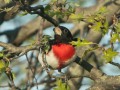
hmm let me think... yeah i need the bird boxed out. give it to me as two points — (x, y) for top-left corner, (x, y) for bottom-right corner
(38, 26), (76, 70)
(38, 26), (93, 72)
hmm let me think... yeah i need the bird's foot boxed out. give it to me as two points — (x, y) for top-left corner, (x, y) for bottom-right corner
(41, 65), (53, 77)
(57, 70), (70, 83)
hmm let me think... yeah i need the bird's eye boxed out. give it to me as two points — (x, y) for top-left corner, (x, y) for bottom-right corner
(64, 29), (68, 33)
(66, 30), (68, 32)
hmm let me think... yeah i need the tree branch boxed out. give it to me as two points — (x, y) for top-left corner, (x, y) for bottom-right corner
(0, 41), (40, 60)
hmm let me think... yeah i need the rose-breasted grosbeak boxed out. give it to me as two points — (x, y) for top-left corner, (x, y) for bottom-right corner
(38, 26), (93, 71)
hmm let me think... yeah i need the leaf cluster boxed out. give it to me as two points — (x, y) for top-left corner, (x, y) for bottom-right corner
(40, 35), (52, 53)
(70, 38), (119, 63)
(103, 48), (118, 63)
(110, 21), (120, 43)
(54, 79), (70, 90)
(0, 52), (9, 74)
(44, 0), (75, 18)
(86, 7), (109, 35)
(69, 6), (109, 35)
(70, 38), (93, 47)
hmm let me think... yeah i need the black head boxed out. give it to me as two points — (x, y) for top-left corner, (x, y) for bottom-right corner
(53, 26), (73, 43)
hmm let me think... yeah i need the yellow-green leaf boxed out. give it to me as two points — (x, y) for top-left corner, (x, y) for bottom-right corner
(0, 61), (6, 73)
(4, 7), (13, 12)
(104, 20), (109, 30)
(92, 22), (102, 31)
(97, 6), (107, 14)
(4, 0), (10, 4)
(103, 48), (118, 63)
(69, 13), (83, 21)
(0, 53), (3, 58)
(54, 79), (70, 90)
(51, 0), (57, 2)
(70, 38), (93, 47)
(115, 23), (120, 33)
(102, 20), (109, 35)
(19, 11), (28, 16)
(87, 16), (95, 23)
(111, 33), (120, 43)
(74, 3), (80, 7)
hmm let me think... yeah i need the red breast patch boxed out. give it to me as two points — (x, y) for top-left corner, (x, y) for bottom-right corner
(52, 43), (75, 62)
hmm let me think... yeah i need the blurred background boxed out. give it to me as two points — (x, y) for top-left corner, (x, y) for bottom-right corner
(0, 0), (120, 90)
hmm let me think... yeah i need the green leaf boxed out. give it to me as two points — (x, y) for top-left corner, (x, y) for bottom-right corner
(74, 3), (80, 7)
(104, 20), (109, 29)
(41, 35), (52, 53)
(102, 20), (108, 35)
(45, 5), (51, 11)
(0, 61), (6, 73)
(87, 16), (95, 23)
(103, 48), (118, 63)
(4, 0), (10, 4)
(110, 33), (120, 43)
(54, 79), (70, 90)
(97, 6), (107, 14)
(0, 53), (3, 58)
(70, 38), (93, 47)
(51, 0), (57, 3)
(92, 22), (102, 31)
(4, 7), (13, 12)
(69, 13), (83, 21)
(19, 11), (28, 16)
(115, 23), (120, 33)
(0, 8), (3, 11)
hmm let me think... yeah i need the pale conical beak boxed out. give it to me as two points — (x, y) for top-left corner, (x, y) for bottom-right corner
(53, 27), (62, 36)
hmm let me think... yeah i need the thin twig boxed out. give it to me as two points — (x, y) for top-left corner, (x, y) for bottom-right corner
(20, 0), (59, 26)
(110, 62), (120, 69)
(25, 53), (39, 90)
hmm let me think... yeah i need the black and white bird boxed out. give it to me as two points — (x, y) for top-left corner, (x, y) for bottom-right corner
(38, 26), (93, 72)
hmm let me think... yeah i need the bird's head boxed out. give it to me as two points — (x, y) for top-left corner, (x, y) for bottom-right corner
(53, 26), (73, 43)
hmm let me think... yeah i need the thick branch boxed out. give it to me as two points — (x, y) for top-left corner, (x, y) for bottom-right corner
(89, 68), (120, 90)
(0, 41), (40, 59)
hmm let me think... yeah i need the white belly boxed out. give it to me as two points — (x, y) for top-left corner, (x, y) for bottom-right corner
(38, 50), (77, 69)
(38, 50), (59, 69)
